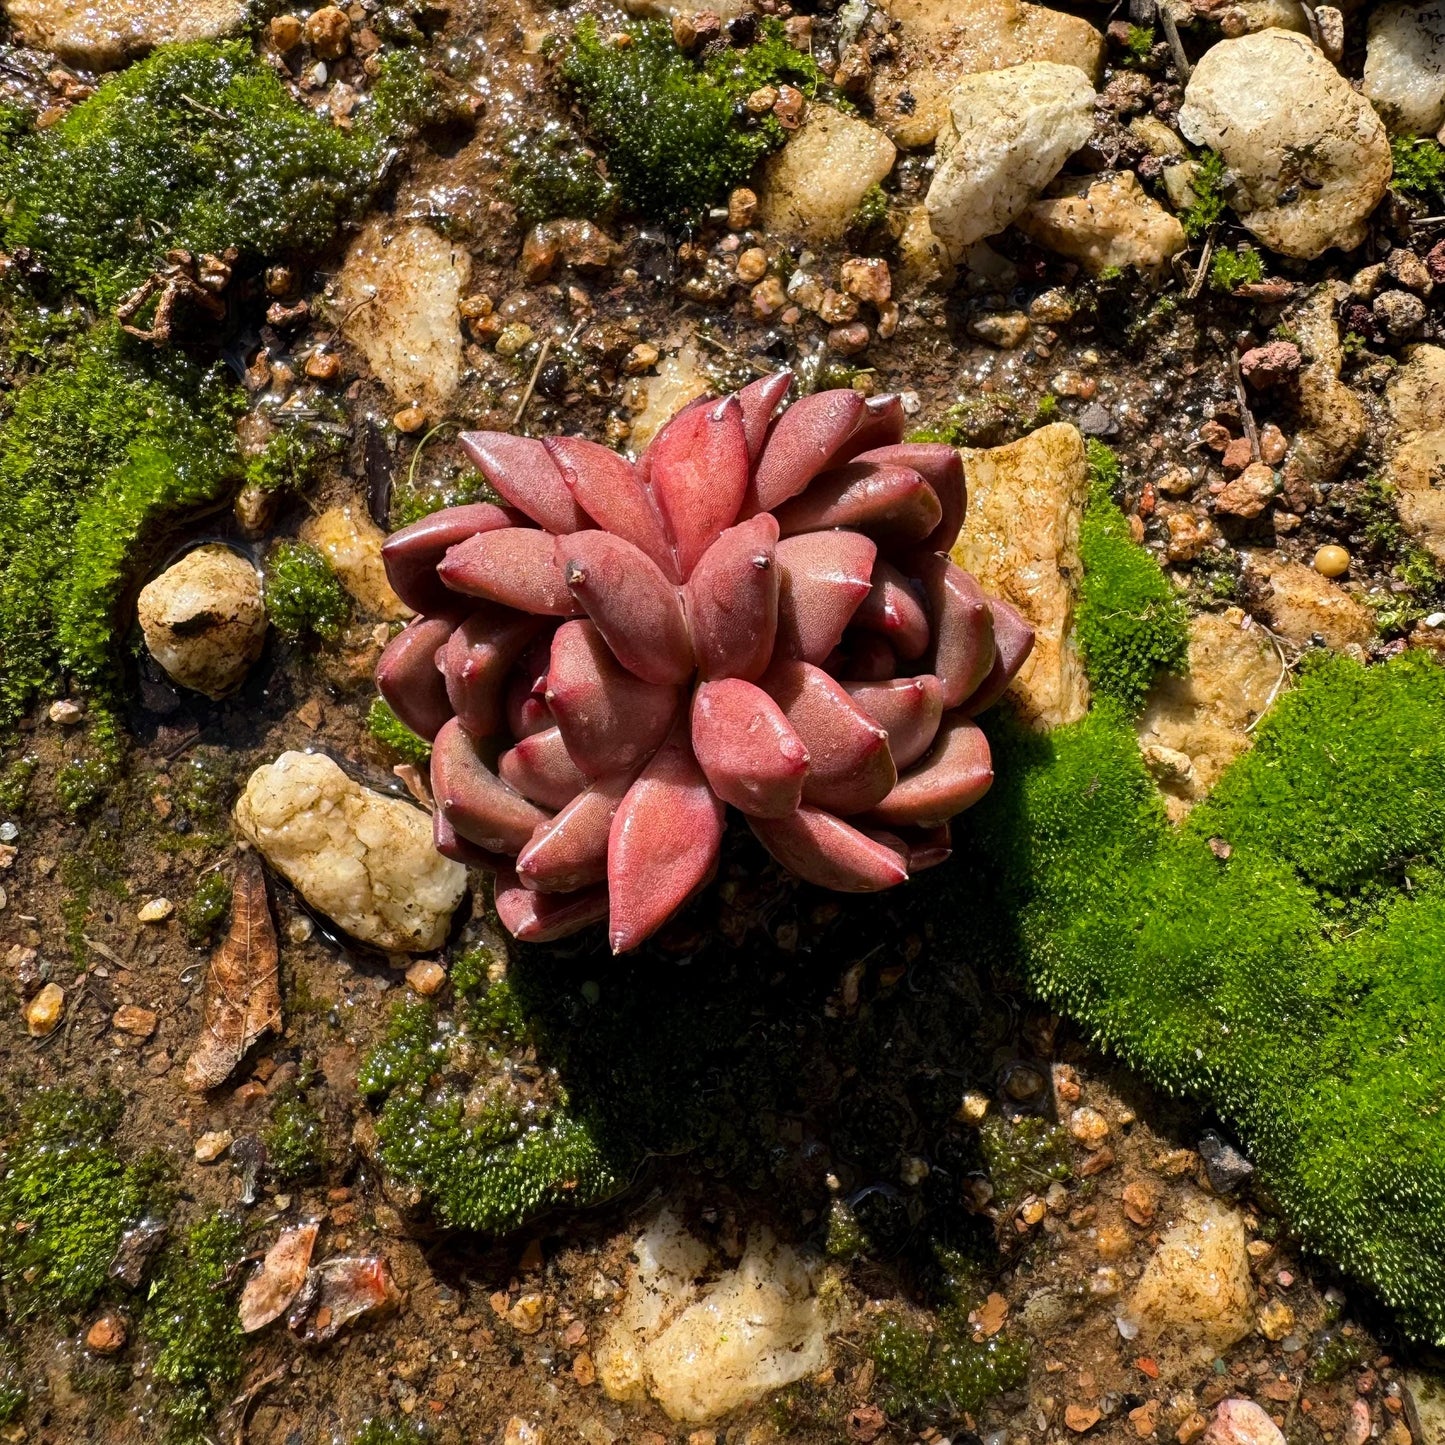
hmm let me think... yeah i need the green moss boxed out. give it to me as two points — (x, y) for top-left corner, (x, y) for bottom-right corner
(368, 697), (432, 765)
(1391, 134), (1445, 201)
(1074, 442), (1189, 713)
(0, 324), (241, 736)
(448, 940), (503, 996)
(978, 1115), (1070, 1210)
(960, 650), (1445, 1342)
(391, 465), (502, 529)
(561, 18), (820, 226)
(59, 821), (126, 958)
(507, 123), (618, 225)
(180, 872), (231, 947)
(244, 424), (336, 497)
(146, 1214), (245, 1443)
(264, 1083), (327, 1182)
(0, 1379), (22, 1428)
(1210, 244), (1264, 293)
(0, 754), (36, 816)
(0, 41), (439, 307)
(846, 183), (891, 249)
(0, 1089), (163, 1319)
(264, 540), (350, 643)
(353, 1420), (433, 1445)
(824, 1197), (869, 1259)
(1122, 24), (1156, 65)
(1181, 149), (1228, 239)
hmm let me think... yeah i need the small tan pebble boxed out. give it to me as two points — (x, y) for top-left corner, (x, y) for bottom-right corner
(1314, 544), (1350, 578)
(48, 699), (83, 725)
(137, 897), (174, 923)
(112, 1005), (157, 1039)
(305, 5), (352, 59)
(25, 982), (64, 1037)
(233, 1080), (267, 1107)
(1246, 1238), (1273, 1260)
(1129, 1400), (1161, 1439)
(194, 1129), (234, 1163)
(784, 14), (812, 46)
(1199, 419), (1232, 452)
(773, 84), (806, 129)
(406, 960), (447, 996)
(1156, 465), (1195, 497)
(1018, 1194), (1047, 1227)
(85, 1312), (128, 1354)
(736, 248), (768, 285)
(728, 186), (758, 230)
(1257, 1298), (1295, 1341)
(504, 1419), (545, 1445)
(1177, 1413), (1209, 1445)
(957, 1089), (990, 1124)
(288, 916), (315, 943)
(1078, 1144), (1116, 1178)
(266, 299), (309, 329)
(746, 85), (778, 115)
(818, 288), (859, 325)
(507, 1292), (545, 1334)
(1053, 1063), (1081, 1104)
(1221, 436), (1254, 474)
(623, 342), (660, 375)
(521, 226), (560, 284)
(1258, 423), (1288, 465)
(1069, 1106), (1110, 1148)
(0, 844), (16, 869)
(1386, 1425), (1411, 1445)
(833, 44), (872, 93)
(393, 403), (428, 434)
(305, 351), (341, 382)
(689, 1432), (718, 1445)
(495, 323), (536, 358)
(1215, 462), (1276, 520)
(671, 12), (698, 48)
(969, 311), (1030, 349)
(828, 322), (870, 356)
(1122, 1180), (1159, 1227)
(1066, 1404), (1103, 1433)
(265, 264), (296, 298)
(571, 1351), (597, 1386)
(751, 276), (787, 318)
(1165, 510), (1214, 563)
(459, 292), (494, 320)
(841, 257), (891, 306)
(269, 13), (304, 48)
(876, 301), (899, 340)
(1030, 288), (1076, 325)
(900, 1155), (929, 1185)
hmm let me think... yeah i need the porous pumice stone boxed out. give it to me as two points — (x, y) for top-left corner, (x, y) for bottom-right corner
(137, 544), (268, 700)
(1363, 0), (1445, 137)
(234, 751), (467, 953)
(3, 0), (246, 70)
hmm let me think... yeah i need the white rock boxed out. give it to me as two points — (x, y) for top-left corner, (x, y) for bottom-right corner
(595, 1211), (834, 1422)
(1364, 1), (1445, 138)
(1178, 29), (1392, 259)
(3, 0), (245, 69)
(234, 751), (467, 953)
(1203, 1400), (1286, 1445)
(194, 1129), (233, 1163)
(137, 897), (174, 923)
(338, 221), (471, 414)
(628, 343), (712, 451)
(954, 423), (1091, 728)
(925, 62), (1096, 262)
(874, 0), (1102, 149)
(300, 503), (412, 621)
(1121, 1197), (1255, 1368)
(138, 545), (267, 700)
(1386, 345), (1445, 563)
(1288, 283), (1367, 489)
(1017, 171), (1187, 278)
(758, 108), (897, 245)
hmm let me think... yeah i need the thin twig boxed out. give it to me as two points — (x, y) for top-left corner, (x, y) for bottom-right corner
(230, 1361), (289, 1445)
(1246, 625), (1293, 733)
(180, 93), (228, 122)
(1187, 232), (1215, 301)
(1158, 1), (1190, 81)
(512, 336), (553, 429)
(1230, 352), (1260, 462)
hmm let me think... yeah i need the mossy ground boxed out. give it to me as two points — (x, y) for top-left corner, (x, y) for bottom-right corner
(264, 540), (351, 643)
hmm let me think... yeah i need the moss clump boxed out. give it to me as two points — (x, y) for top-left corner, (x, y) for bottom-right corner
(243, 424), (337, 497)
(367, 697), (433, 766)
(1181, 149), (1228, 239)
(0, 324), (241, 736)
(0, 755), (35, 816)
(1074, 441), (1189, 713)
(145, 1214), (245, 1442)
(354, 1419), (433, 1445)
(1391, 134), (1445, 201)
(0, 1089), (162, 1319)
(390, 465), (502, 529)
(1122, 24), (1155, 65)
(180, 871), (231, 946)
(1210, 244), (1264, 293)
(507, 123), (618, 226)
(264, 540), (350, 643)
(264, 1081), (327, 1182)
(961, 650), (1445, 1342)
(561, 17), (820, 226)
(0, 41), (439, 307)
(978, 1115), (1070, 1211)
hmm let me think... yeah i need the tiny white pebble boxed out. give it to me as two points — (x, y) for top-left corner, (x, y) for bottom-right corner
(0, 885), (7, 911)
(0, 823), (16, 842)
(137, 897), (174, 923)
(1427, 612), (1445, 629)
(288, 916), (315, 943)
(48, 699), (84, 725)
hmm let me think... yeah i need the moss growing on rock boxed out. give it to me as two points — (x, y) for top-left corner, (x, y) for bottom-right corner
(264, 540), (350, 643)
(367, 696), (433, 766)
(1074, 441), (1189, 713)
(0, 1089), (163, 1319)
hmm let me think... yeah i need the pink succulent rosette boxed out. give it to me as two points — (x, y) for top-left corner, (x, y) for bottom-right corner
(377, 376), (1034, 953)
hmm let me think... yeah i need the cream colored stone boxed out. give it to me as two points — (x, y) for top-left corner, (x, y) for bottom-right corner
(896, 205), (953, 287)
(4, 0), (244, 68)
(954, 423), (1090, 728)
(300, 503), (411, 621)
(758, 109), (897, 245)
(1138, 613), (1283, 819)
(625, 0), (745, 15)
(234, 751), (466, 953)
(1364, 1), (1445, 137)
(1228, 0), (1311, 33)
(1017, 172), (1187, 278)
(596, 1211), (833, 1423)
(1129, 115), (1188, 160)
(24, 982), (64, 1038)
(1243, 552), (1375, 650)
(339, 221), (471, 412)
(1386, 345), (1445, 564)
(629, 343), (713, 451)
(873, 0), (1102, 148)
(1121, 1197), (1255, 1369)
(138, 545), (267, 700)
(1178, 29), (1392, 259)
(1288, 283), (1367, 490)
(925, 63), (1095, 262)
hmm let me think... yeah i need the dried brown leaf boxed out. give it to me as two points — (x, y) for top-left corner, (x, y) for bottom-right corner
(288, 1255), (401, 1344)
(183, 851), (281, 1091)
(240, 1221), (320, 1332)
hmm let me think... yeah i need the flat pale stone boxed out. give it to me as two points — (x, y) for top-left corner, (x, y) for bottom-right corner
(595, 1211), (831, 1423)
(1288, 283), (1367, 490)
(873, 0), (1102, 149)
(1017, 171), (1187, 278)
(758, 108), (897, 245)
(1386, 345), (1445, 563)
(1242, 551), (1375, 651)
(1179, 29), (1392, 259)
(339, 221), (471, 413)
(1121, 1197), (1255, 1369)
(1364, 1), (1445, 137)
(300, 503), (411, 621)
(4, 0), (245, 69)
(1137, 612), (1283, 820)
(138, 544), (267, 700)
(925, 62), (1096, 262)
(628, 342), (712, 451)
(234, 751), (467, 953)
(954, 422), (1091, 728)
